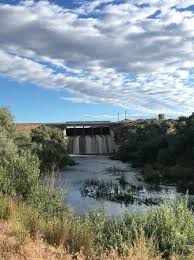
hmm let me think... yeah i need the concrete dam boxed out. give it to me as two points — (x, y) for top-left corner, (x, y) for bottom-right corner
(65, 121), (115, 155)
(16, 121), (116, 155)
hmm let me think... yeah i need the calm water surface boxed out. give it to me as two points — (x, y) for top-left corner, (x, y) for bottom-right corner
(48, 155), (180, 216)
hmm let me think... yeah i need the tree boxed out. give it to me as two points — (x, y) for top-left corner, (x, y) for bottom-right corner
(0, 127), (40, 199)
(31, 126), (73, 173)
(0, 106), (15, 136)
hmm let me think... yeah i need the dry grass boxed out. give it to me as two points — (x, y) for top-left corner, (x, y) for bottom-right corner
(0, 222), (164, 260)
(1, 196), (194, 259)
(1, 221), (193, 259)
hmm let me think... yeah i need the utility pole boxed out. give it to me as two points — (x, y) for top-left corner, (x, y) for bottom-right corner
(125, 111), (127, 120)
(118, 112), (120, 122)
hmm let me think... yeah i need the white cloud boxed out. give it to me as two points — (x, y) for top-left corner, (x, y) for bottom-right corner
(0, 0), (194, 117)
(82, 114), (117, 120)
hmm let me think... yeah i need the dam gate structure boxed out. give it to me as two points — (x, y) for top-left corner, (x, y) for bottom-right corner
(64, 121), (115, 155)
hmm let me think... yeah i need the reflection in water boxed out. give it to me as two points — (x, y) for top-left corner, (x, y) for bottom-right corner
(46, 155), (186, 216)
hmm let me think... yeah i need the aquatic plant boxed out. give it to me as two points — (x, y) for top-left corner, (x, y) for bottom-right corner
(105, 166), (127, 175)
(80, 178), (161, 206)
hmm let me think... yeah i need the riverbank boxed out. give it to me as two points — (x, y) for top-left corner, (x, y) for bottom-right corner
(1, 195), (194, 259)
(0, 222), (163, 260)
(114, 114), (194, 187)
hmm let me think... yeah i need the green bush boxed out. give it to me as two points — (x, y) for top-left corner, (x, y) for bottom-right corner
(0, 106), (16, 136)
(157, 147), (176, 166)
(69, 216), (95, 253)
(143, 197), (194, 256)
(85, 197), (194, 257)
(14, 204), (42, 238)
(163, 165), (194, 181)
(42, 216), (70, 246)
(0, 130), (40, 199)
(31, 126), (73, 173)
(0, 196), (13, 220)
(143, 164), (161, 182)
(115, 115), (194, 183)
(28, 184), (68, 218)
(0, 108), (71, 218)
(1, 194), (194, 257)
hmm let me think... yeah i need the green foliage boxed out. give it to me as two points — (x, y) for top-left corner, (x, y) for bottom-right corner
(14, 203), (42, 238)
(28, 184), (67, 218)
(143, 164), (161, 182)
(31, 125), (64, 143)
(42, 216), (70, 246)
(1, 194), (194, 257)
(69, 215), (95, 253)
(14, 132), (34, 152)
(116, 115), (194, 183)
(0, 106), (15, 136)
(163, 165), (193, 181)
(92, 197), (194, 257)
(0, 107), (71, 219)
(143, 196), (194, 256)
(0, 130), (40, 199)
(31, 126), (73, 173)
(0, 196), (13, 220)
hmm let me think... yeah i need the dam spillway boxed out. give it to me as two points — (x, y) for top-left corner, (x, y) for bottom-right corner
(65, 122), (115, 155)
(68, 135), (115, 155)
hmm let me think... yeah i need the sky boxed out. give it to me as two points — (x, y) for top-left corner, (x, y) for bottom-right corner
(0, 0), (194, 122)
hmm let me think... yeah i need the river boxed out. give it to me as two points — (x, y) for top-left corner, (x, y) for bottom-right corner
(47, 155), (186, 216)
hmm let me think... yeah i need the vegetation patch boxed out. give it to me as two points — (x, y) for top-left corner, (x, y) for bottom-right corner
(114, 115), (194, 186)
(0, 195), (194, 258)
(105, 166), (127, 175)
(80, 178), (161, 206)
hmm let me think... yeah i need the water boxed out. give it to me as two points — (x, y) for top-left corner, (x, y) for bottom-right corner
(46, 155), (184, 217)
(67, 135), (115, 154)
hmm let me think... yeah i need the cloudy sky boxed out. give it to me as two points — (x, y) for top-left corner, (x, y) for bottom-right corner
(0, 0), (194, 122)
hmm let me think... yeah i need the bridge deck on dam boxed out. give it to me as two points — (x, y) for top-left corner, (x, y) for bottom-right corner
(15, 121), (117, 134)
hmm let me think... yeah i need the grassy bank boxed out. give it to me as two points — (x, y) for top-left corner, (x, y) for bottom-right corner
(0, 221), (163, 260)
(1, 195), (194, 259)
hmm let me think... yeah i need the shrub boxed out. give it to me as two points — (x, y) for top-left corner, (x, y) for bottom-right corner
(31, 126), (73, 173)
(28, 184), (68, 218)
(87, 197), (194, 257)
(69, 216), (95, 253)
(42, 216), (70, 246)
(0, 109), (71, 220)
(163, 165), (194, 181)
(0, 196), (13, 220)
(157, 147), (176, 166)
(0, 130), (40, 199)
(13, 204), (42, 238)
(0, 106), (15, 136)
(10, 221), (29, 243)
(143, 197), (194, 256)
(143, 164), (161, 182)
